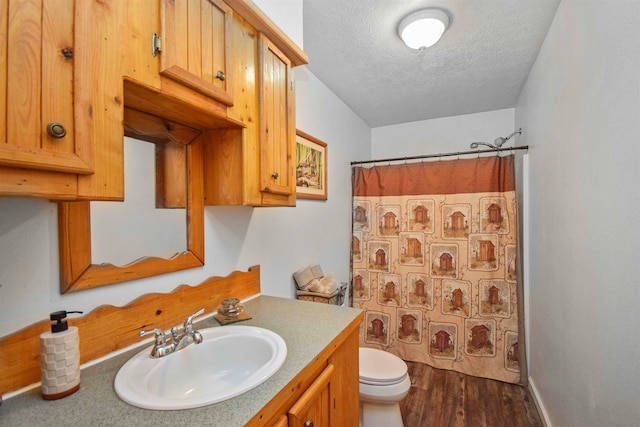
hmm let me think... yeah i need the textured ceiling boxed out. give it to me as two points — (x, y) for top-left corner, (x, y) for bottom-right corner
(302, 0), (561, 127)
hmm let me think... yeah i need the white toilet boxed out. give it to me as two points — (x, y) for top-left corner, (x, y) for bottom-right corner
(359, 347), (411, 427)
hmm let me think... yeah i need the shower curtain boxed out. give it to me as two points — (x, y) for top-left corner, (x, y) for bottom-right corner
(351, 155), (526, 384)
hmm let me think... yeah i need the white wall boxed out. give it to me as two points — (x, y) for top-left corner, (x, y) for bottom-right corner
(515, 1), (640, 426)
(372, 108), (516, 158)
(253, 0), (303, 48)
(207, 64), (371, 300)
(0, 1), (370, 338)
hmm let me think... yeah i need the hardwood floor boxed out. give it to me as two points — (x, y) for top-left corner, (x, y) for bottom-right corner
(399, 361), (543, 427)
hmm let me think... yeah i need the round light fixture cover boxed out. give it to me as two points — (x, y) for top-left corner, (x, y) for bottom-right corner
(398, 9), (449, 50)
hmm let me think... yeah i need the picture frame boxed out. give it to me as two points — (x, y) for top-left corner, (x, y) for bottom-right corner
(296, 129), (328, 200)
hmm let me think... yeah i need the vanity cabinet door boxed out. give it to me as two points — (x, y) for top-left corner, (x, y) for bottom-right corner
(0, 0), (91, 175)
(288, 364), (334, 427)
(159, 0), (233, 106)
(258, 32), (296, 202)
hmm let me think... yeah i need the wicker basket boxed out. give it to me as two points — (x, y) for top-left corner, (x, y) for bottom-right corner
(296, 283), (346, 305)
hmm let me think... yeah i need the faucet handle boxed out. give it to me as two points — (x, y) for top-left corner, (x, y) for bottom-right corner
(139, 328), (167, 345)
(140, 328), (176, 358)
(183, 308), (205, 331)
(192, 330), (203, 344)
(170, 325), (181, 342)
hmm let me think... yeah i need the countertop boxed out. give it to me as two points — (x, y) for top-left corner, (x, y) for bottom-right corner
(0, 295), (362, 426)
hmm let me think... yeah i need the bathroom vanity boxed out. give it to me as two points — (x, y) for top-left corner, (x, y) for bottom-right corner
(0, 295), (363, 426)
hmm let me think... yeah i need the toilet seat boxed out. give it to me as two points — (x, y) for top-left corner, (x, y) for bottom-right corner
(359, 374), (411, 403)
(359, 347), (408, 386)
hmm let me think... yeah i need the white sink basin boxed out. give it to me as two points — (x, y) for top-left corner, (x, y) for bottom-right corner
(114, 325), (287, 410)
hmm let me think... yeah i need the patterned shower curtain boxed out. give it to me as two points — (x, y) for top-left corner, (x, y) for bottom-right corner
(351, 155), (525, 384)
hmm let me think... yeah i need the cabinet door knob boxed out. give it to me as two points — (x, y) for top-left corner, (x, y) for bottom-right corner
(271, 171), (279, 179)
(46, 122), (67, 139)
(216, 70), (226, 81)
(304, 421), (314, 427)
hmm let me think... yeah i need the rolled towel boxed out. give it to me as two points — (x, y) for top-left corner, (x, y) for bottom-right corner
(307, 278), (325, 293)
(319, 274), (339, 293)
(309, 264), (324, 279)
(293, 266), (315, 290)
(307, 274), (338, 294)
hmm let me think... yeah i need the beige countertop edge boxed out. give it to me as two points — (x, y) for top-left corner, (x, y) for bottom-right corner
(0, 295), (363, 427)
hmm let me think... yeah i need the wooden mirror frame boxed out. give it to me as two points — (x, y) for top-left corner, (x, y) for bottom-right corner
(58, 108), (205, 293)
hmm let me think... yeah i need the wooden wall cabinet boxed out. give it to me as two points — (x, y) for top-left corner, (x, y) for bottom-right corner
(258, 33), (296, 201)
(0, 0), (160, 200)
(0, 0), (307, 205)
(204, 9), (301, 207)
(159, 0), (233, 106)
(0, 0), (84, 198)
(0, 0), (91, 175)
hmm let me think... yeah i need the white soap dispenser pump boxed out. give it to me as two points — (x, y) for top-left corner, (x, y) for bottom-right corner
(39, 310), (82, 400)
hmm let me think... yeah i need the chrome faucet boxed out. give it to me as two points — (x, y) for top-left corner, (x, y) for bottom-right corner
(171, 308), (204, 352)
(139, 308), (204, 358)
(138, 328), (176, 358)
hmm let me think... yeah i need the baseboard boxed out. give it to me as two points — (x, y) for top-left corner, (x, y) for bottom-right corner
(528, 376), (552, 427)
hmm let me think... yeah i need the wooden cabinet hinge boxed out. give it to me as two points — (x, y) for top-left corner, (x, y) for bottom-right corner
(152, 32), (162, 57)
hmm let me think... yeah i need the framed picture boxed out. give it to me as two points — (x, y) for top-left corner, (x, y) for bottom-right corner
(296, 129), (328, 200)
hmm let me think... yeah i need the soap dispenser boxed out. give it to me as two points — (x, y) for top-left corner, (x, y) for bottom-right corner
(39, 310), (82, 400)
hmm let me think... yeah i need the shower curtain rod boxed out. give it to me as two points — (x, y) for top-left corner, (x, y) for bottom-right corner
(350, 145), (529, 166)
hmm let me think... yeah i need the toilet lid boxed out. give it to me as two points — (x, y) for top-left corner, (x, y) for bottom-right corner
(359, 347), (408, 385)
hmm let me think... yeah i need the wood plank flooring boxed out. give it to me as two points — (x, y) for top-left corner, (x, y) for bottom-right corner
(399, 361), (543, 427)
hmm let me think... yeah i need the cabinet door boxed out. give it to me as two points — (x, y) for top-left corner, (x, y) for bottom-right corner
(159, 0), (232, 106)
(288, 364), (334, 427)
(258, 33), (295, 198)
(0, 0), (91, 174)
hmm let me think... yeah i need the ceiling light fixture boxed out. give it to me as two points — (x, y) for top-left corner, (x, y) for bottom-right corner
(398, 9), (449, 50)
